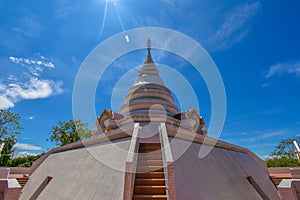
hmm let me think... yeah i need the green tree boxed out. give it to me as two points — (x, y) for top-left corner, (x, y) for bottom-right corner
(271, 137), (300, 159)
(266, 137), (300, 167)
(266, 157), (300, 167)
(0, 136), (16, 166)
(0, 109), (23, 166)
(48, 119), (92, 146)
(0, 109), (23, 138)
(7, 153), (44, 167)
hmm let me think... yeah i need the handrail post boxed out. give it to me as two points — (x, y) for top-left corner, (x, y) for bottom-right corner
(123, 123), (140, 200)
(159, 123), (176, 200)
(293, 141), (300, 162)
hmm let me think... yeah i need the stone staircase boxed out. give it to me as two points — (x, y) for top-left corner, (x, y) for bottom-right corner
(16, 176), (29, 188)
(133, 143), (167, 200)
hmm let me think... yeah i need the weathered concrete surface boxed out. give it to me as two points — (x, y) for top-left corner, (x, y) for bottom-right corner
(170, 138), (280, 200)
(20, 138), (131, 200)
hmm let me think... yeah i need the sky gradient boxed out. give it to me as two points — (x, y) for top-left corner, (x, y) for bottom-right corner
(0, 0), (300, 159)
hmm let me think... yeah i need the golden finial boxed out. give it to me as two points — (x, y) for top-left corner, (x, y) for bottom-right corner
(144, 38), (154, 64)
(147, 38), (151, 51)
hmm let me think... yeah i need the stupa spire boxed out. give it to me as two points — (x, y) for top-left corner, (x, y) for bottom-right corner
(147, 38), (151, 51)
(133, 39), (164, 86)
(120, 38), (178, 117)
(144, 38), (154, 64)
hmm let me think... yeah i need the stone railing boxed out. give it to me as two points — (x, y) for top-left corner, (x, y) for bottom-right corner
(159, 123), (176, 200)
(123, 123), (140, 200)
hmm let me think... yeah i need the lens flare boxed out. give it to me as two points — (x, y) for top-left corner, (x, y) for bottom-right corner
(125, 35), (129, 42)
(98, 0), (127, 42)
(113, 0), (126, 33)
(98, 0), (109, 40)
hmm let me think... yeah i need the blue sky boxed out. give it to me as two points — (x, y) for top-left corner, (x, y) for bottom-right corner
(0, 0), (299, 159)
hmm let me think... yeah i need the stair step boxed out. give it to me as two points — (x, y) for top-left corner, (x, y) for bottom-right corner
(133, 194), (167, 200)
(137, 166), (163, 173)
(136, 172), (165, 179)
(139, 149), (161, 153)
(138, 154), (162, 160)
(139, 148), (161, 152)
(139, 150), (161, 154)
(139, 145), (161, 148)
(132, 143), (166, 198)
(139, 144), (160, 150)
(16, 177), (29, 188)
(134, 185), (166, 195)
(18, 181), (28, 184)
(135, 178), (165, 185)
(139, 146), (161, 150)
(138, 160), (163, 166)
(139, 143), (161, 147)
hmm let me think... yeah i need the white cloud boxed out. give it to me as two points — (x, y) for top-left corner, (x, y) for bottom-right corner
(258, 131), (286, 139)
(6, 78), (62, 100)
(13, 143), (42, 151)
(9, 56), (55, 70)
(247, 143), (277, 148)
(261, 82), (271, 87)
(9, 56), (22, 64)
(259, 155), (274, 160)
(22, 137), (33, 140)
(0, 95), (14, 109)
(265, 61), (300, 78)
(210, 1), (261, 51)
(7, 75), (18, 82)
(231, 129), (288, 143)
(1, 54), (63, 109)
(0, 78), (63, 109)
(44, 62), (55, 68)
(26, 116), (34, 120)
(12, 151), (38, 158)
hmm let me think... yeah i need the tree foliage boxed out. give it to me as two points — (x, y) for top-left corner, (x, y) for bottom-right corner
(271, 137), (300, 159)
(0, 136), (16, 166)
(0, 109), (23, 138)
(266, 157), (300, 167)
(48, 119), (92, 146)
(7, 153), (44, 167)
(266, 137), (300, 167)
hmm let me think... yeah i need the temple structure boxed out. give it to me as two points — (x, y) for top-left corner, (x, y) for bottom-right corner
(0, 167), (29, 199)
(18, 40), (280, 200)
